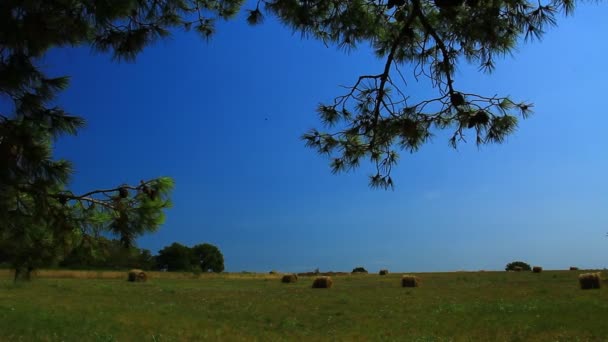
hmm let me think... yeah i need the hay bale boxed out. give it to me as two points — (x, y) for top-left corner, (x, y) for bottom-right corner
(127, 269), (147, 282)
(570, 266), (579, 271)
(379, 269), (389, 275)
(312, 276), (333, 289)
(513, 266), (523, 272)
(401, 275), (420, 287)
(579, 272), (601, 290)
(532, 266), (542, 273)
(281, 274), (298, 283)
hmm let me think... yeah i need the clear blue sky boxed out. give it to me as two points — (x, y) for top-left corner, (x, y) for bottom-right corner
(49, 3), (607, 272)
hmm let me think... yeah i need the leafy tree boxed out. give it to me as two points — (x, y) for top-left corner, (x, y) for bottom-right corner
(156, 242), (196, 272)
(192, 243), (225, 273)
(155, 242), (225, 272)
(352, 266), (368, 273)
(505, 261), (531, 271)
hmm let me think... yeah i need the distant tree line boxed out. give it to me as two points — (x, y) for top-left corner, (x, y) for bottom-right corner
(0, 238), (224, 273)
(156, 242), (224, 273)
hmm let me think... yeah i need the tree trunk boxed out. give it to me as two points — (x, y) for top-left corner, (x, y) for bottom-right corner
(13, 266), (34, 282)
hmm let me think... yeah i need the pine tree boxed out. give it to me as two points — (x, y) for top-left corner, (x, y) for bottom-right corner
(250, 0), (572, 188)
(0, 0), (589, 278)
(0, 0), (251, 279)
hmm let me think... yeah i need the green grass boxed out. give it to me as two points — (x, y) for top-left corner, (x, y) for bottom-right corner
(1, 270), (608, 341)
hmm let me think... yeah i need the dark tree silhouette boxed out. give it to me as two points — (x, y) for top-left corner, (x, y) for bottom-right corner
(253, 0), (571, 188)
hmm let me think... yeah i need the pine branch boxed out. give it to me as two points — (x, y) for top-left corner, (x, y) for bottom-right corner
(412, 0), (454, 94)
(60, 180), (157, 200)
(370, 6), (418, 149)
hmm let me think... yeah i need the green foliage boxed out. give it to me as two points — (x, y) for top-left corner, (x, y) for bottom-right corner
(192, 243), (225, 273)
(157, 242), (196, 272)
(505, 261), (532, 271)
(352, 266), (368, 273)
(59, 237), (156, 270)
(156, 242), (225, 272)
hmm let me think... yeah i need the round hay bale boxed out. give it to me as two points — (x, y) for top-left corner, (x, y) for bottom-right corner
(532, 266), (542, 273)
(128, 269), (147, 282)
(379, 269), (389, 276)
(312, 276), (333, 289)
(401, 275), (420, 287)
(570, 266), (579, 271)
(579, 272), (601, 290)
(281, 274), (298, 283)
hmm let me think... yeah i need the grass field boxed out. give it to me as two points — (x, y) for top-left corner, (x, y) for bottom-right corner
(1, 270), (608, 341)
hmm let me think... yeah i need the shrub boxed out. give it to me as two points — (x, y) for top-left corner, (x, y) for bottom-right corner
(505, 261), (531, 271)
(352, 267), (368, 274)
(379, 269), (389, 275)
(312, 276), (333, 288)
(281, 274), (298, 283)
(127, 269), (147, 282)
(570, 266), (579, 271)
(513, 266), (523, 272)
(269, 270), (278, 275)
(532, 266), (542, 273)
(579, 272), (601, 290)
(401, 275), (420, 287)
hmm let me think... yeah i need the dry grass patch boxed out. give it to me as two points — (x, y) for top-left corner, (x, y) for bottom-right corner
(312, 276), (333, 288)
(401, 275), (420, 287)
(579, 272), (601, 290)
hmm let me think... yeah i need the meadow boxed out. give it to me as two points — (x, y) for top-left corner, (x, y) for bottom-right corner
(1, 269), (607, 341)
